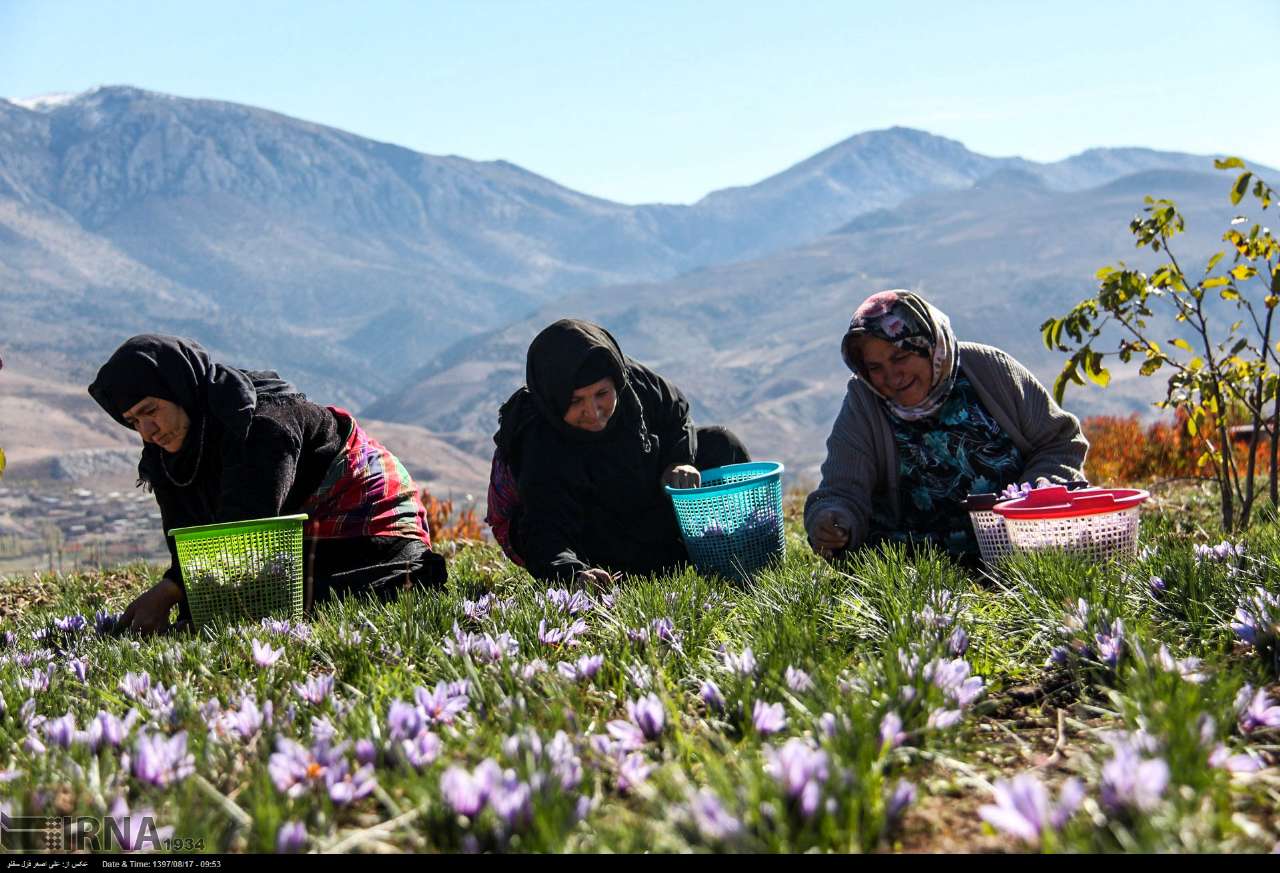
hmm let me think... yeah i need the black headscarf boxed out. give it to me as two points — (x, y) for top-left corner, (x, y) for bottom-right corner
(88, 335), (298, 487)
(495, 319), (653, 467)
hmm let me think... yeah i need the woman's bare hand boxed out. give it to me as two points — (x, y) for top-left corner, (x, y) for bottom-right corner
(574, 568), (615, 590)
(810, 506), (854, 559)
(662, 464), (701, 489)
(117, 578), (184, 635)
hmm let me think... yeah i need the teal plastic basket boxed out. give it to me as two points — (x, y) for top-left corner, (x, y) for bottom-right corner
(666, 462), (786, 583)
(168, 514), (307, 629)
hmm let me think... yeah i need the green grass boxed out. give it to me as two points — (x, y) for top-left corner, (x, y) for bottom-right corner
(0, 502), (1278, 853)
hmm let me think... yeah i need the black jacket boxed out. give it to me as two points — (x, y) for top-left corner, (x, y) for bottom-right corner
(495, 321), (697, 582)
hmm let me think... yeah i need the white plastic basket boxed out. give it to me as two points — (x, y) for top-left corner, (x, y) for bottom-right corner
(968, 509), (1013, 563)
(994, 486), (1148, 563)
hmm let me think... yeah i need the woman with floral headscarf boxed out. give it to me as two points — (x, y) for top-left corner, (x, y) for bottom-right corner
(805, 290), (1088, 561)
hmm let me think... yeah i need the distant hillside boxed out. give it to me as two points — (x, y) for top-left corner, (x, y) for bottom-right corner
(370, 168), (1256, 483)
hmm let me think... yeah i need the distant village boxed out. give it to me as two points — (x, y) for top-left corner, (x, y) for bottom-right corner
(0, 482), (169, 574)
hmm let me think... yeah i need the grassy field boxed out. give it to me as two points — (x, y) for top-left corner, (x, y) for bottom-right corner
(0, 484), (1278, 853)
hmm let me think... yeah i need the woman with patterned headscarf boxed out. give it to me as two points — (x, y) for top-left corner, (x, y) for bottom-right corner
(805, 290), (1088, 561)
(88, 334), (447, 633)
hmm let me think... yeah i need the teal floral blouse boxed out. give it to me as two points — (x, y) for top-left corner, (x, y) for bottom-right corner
(868, 369), (1023, 556)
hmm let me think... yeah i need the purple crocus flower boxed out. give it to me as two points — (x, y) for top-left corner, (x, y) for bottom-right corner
(269, 737), (345, 797)
(785, 666), (814, 693)
(1100, 742), (1169, 814)
(1153, 645), (1205, 683)
(700, 679), (726, 712)
(948, 626), (969, 656)
(326, 759), (376, 805)
(538, 618), (589, 647)
(87, 710), (134, 751)
(885, 779), (916, 822)
(132, 731), (195, 787)
(355, 738), (377, 767)
(764, 738), (829, 819)
(1231, 587), (1280, 648)
(605, 720), (647, 752)
(400, 731), (442, 770)
(293, 674), (335, 706)
(617, 752), (653, 793)
(252, 639), (283, 668)
(651, 617), (683, 648)
(54, 615), (87, 633)
(627, 694), (666, 740)
(119, 672), (151, 700)
(752, 700), (787, 735)
(574, 654), (604, 680)
(107, 797), (175, 853)
(415, 681), (469, 725)
(1148, 576), (1166, 595)
(67, 658), (87, 682)
(95, 611), (121, 635)
(723, 647), (757, 676)
(879, 711), (906, 749)
(927, 708), (964, 730)
(440, 763), (492, 817)
(490, 778), (534, 828)
(1235, 685), (1280, 734)
(818, 712), (838, 738)
(19, 666), (53, 694)
(386, 699), (423, 742)
(44, 712), (79, 748)
(1209, 744), (1262, 773)
(276, 820), (307, 853)
(1094, 619), (1125, 669)
(979, 774), (1082, 846)
(689, 788), (742, 841)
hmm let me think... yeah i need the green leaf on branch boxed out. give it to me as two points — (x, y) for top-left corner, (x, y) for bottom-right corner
(1215, 157), (1245, 170)
(1203, 276), (1230, 289)
(1232, 172), (1253, 206)
(1229, 264), (1257, 281)
(1205, 251), (1225, 273)
(1221, 286), (1240, 301)
(1139, 358), (1162, 376)
(1083, 350), (1111, 388)
(1170, 338), (1193, 352)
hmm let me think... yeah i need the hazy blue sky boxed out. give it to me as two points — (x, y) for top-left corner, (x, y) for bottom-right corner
(3, 1), (1277, 204)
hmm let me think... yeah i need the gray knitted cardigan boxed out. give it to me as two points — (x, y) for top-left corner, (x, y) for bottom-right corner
(803, 342), (1089, 550)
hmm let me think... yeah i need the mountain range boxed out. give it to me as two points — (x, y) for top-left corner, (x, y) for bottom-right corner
(1, 85), (1272, 492)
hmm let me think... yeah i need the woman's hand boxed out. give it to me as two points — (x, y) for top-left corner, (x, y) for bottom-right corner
(810, 506), (854, 559)
(662, 464), (701, 489)
(117, 578), (184, 635)
(574, 568), (615, 591)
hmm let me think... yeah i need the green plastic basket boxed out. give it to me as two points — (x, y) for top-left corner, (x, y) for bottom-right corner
(169, 514), (307, 629)
(665, 462), (786, 583)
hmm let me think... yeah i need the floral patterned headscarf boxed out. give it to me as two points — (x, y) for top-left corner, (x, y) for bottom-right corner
(841, 290), (961, 421)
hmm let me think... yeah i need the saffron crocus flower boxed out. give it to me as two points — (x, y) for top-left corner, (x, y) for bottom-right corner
(490, 778), (534, 828)
(44, 712), (79, 748)
(440, 762), (495, 817)
(1209, 744), (1262, 773)
(1100, 742), (1168, 814)
(689, 788), (742, 841)
(819, 712), (838, 738)
(885, 779), (916, 822)
(269, 737), (346, 797)
(979, 774), (1082, 847)
(627, 694), (666, 740)
(416, 681), (469, 725)
(1153, 645), (1205, 683)
(605, 720), (647, 752)
(785, 666), (814, 693)
(1236, 685), (1280, 734)
(386, 699), (423, 742)
(764, 738), (829, 819)
(538, 618), (589, 647)
(355, 738), (376, 767)
(400, 730), (442, 770)
(948, 626), (969, 656)
(1148, 576), (1166, 595)
(326, 760), (376, 805)
(87, 710), (134, 751)
(54, 614), (88, 633)
(700, 679), (726, 712)
(752, 700), (787, 735)
(1230, 587), (1280, 649)
(617, 752), (653, 793)
(119, 672), (151, 700)
(67, 658), (87, 682)
(1094, 619), (1125, 669)
(293, 674), (334, 705)
(132, 731), (195, 787)
(107, 797), (175, 853)
(252, 639), (283, 668)
(927, 708), (964, 730)
(879, 711), (906, 749)
(95, 611), (121, 634)
(651, 617), (683, 648)
(723, 647), (757, 676)
(276, 820), (307, 853)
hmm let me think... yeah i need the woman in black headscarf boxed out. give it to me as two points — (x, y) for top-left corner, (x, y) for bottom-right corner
(89, 335), (446, 633)
(485, 318), (750, 585)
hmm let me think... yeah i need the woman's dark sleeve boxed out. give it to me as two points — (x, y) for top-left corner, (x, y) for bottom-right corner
(215, 413), (302, 523)
(515, 444), (589, 583)
(629, 363), (697, 470)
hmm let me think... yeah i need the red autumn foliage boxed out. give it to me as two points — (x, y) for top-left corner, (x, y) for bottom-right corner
(1083, 410), (1274, 486)
(421, 491), (485, 543)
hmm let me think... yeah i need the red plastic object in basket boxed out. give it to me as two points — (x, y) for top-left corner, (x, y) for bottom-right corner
(993, 485), (1148, 519)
